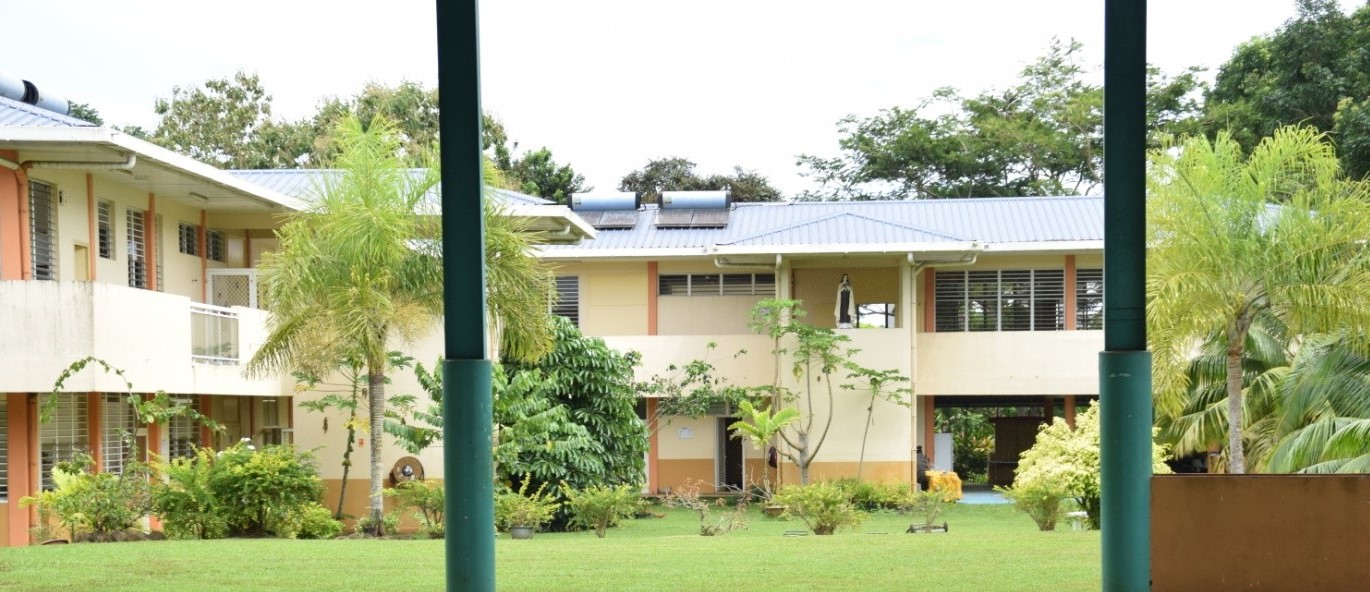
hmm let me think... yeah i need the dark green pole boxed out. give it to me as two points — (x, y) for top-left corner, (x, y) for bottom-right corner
(436, 1), (495, 591)
(1102, 1), (1152, 591)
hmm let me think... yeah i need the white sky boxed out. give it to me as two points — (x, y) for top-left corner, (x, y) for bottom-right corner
(4, 0), (1336, 196)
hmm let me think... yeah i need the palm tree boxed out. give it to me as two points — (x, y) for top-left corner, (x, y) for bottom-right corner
(1147, 126), (1370, 473)
(247, 115), (443, 535)
(1265, 335), (1370, 473)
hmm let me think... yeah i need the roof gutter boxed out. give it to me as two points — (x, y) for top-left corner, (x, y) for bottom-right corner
(713, 254), (781, 269)
(0, 154), (18, 170)
(21, 152), (136, 171)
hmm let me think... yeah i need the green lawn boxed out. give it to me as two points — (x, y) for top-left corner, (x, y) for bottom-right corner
(0, 504), (1099, 591)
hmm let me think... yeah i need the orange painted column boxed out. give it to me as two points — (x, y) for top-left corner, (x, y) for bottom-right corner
(0, 152), (20, 281)
(646, 398), (659, 494)
(26, 396), (39, 538)
(17, 167), (31, 280)
(922, 269), (936, 332)
(244, 231), (253, 268)
(86, 174), (97, 281)
(7, 394), (33, 546)
(145, 193), (158, 292)
(1064, 255), (1077, 330)
(1065, 395), (1077, 429)
(198, 396), (213, 448)
(199, 211), (208, 303)
(87, 393), (102, 472)
(1044, 396), (1055, 422)
(646, 262), (659, 336)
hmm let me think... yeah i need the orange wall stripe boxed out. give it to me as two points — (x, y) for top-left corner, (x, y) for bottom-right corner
(923, 396), (935, 457)
(922, 269), (935, 332)
(27, 396), (39, 537)
(1064, 255), (1077, 330)
(646, 262), (659, 336)
(1065, 395), (1077, 429)
(0, 153), (21, 280)
(86, 174), (96, 281)
(7, 394), (32, 546)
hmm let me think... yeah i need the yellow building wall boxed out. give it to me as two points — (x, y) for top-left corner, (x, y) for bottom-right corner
(554, 262), (649, 336)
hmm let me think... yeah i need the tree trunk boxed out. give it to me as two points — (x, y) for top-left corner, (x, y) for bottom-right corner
(368, 371), (387, 535)
(856, 392), (876, 481)
(1226, 324), (1247, 474)
(335, 412), (356, 518)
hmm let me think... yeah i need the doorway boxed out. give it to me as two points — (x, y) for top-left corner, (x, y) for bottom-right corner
(716, 417), (743, 491)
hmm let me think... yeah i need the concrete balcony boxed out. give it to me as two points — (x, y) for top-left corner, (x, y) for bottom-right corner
(0, 281), (284, 396)
(915, 330), (1103, 395)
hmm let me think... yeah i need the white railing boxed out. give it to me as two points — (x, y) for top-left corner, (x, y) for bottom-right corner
(190, 302), (240, 365)
(208, 269), (260, 309)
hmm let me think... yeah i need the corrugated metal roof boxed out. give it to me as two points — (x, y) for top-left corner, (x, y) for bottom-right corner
(544, 196), (1103, 254)
(227, 169), (552, 210)
(0, 95), (96, 128)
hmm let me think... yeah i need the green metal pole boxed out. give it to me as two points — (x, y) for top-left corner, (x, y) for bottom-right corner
(1102, 1), (1152, 591)
(436, 1), (495, 591)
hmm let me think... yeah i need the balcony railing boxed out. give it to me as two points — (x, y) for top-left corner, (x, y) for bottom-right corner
(191, 302), (240, 365)
(208, 269), (261, 309)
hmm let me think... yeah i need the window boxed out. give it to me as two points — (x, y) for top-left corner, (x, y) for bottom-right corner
(127, 207), (147, 288)
(29, 180), (57, 280)
(551, 276), (580, 326)
(658, 273), (776, 296)
(206, 230), (225, 262)
(935, 269), (1066, 332)
(1076, 268), (1104, 330)
(40, 394), (88, 491)
(102, 394), (137, 475)
(178, 222), (199, 256)
(858, 303), (897, 328)
(167, 395), (198, 459)
(98, 200), (114, 259)
(0, 397), (8, 501)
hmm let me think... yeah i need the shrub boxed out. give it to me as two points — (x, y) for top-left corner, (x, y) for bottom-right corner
(774, 482), (865, 535)
(562, 483), (639, 538)
(494, 480), (559, 533)
(834, 479), (916, 511)
(22, 455), (153, 542)
(357, 512), (399, 537)
(153, 448), (227, 539)
(998, 481), (1068, 531)
(905, 488), (952, 531)
(386, 480), (446, 538)
(290, 503), (345, 539)
(204, 442), (325, 537)
(662, 480), (748, 536)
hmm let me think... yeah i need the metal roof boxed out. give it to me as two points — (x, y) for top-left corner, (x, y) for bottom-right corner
(0, 95), (96, 128)
(541, 196), (1103, 257)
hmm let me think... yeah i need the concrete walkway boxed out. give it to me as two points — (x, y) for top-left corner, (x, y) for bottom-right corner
(958, 483), (1009, 505)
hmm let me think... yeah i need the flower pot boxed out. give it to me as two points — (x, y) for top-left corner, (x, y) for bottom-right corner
(509, 525), (535, 540)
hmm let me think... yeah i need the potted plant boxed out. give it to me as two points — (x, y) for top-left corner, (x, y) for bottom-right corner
(494, 480), (559, 539)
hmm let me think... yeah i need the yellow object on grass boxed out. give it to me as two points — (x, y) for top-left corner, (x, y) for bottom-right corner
(925, 470), (963, 501)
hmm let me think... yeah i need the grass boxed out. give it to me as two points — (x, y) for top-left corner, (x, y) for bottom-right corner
(0, 504), (1099, 591)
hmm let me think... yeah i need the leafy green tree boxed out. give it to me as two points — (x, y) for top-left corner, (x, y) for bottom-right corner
(1266, 336), (1370, 473)
(797, 39), (1203, 200)
(619, 157), (782, 203)
(150, 70), (312, 169)
(1013, 405), (1171, 529)
(1204, 0), (1370, 177)
(729, 400), (799, 500)
(507, 147), (588, 202)
(1147, 127), (1370, 473)
(246, 115), (444, 535)
(66, 102), (103, 125)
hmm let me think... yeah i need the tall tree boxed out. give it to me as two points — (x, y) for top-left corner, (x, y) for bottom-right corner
(507, 147), (588, 203)
(1204, 0), (1370, 177)
(797, 39), (1204, 200)
(150, 70), (312, 169)
(246, 115), (444, 535)
(619, 157), (782, 203)
(1147, 126), (1370, 473)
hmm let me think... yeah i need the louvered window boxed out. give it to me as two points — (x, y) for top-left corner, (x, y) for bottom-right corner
(167, 395), (198, 459)
(127, 207), (147, 289)
(207, 230), (225, 262)
(0, 398), (8, 501)
(102, 394), (137, 474)
(1076, 268), (1104, 330)
(40, 395), (89, 491)
(659, 273), (776, 296)
(98, 200), (115, 259)
(551, 276), (580, 327)
(29, 180), (57, 280)
(935, 269), (1066, 332)
(178, 222), (199, 256)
